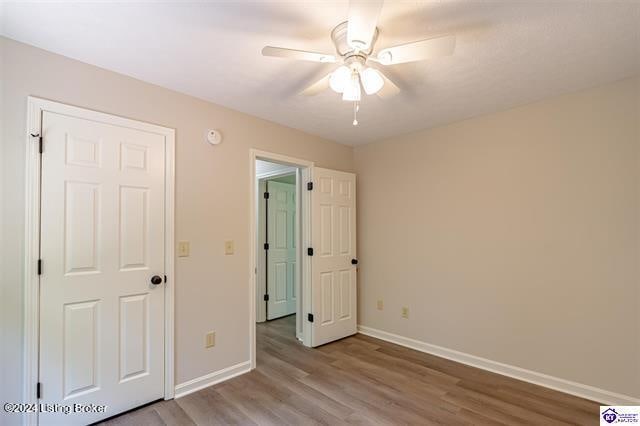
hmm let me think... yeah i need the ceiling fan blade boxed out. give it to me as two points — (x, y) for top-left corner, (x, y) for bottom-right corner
(262, 46), (336, 63)
(300, 73), (331, 96)
(347, 0), (384, 51)
(376, 35), (455, 65)
(376, 72), (400, 99)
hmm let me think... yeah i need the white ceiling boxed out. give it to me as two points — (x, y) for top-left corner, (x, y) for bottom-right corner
(2, 1), (639, 146)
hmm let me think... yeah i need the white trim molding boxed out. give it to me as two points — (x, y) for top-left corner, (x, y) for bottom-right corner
(23, 97), (176, 425)
(174, 361), (252, 399)
(23, 96), (43, 426)
(358, 325), (640, 406)
(256, 168), (297, 180)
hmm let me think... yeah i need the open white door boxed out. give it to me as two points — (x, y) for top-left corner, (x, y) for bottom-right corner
(310, 167), (357, 347)
(266, 180), (297, 319)
(38, 110), (167, 424)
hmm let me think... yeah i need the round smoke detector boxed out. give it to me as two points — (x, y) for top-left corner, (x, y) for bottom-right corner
(206, 129), (222, 145)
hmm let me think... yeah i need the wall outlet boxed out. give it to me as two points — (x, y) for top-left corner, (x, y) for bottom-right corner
(401, 307), (409, 319)
(205, 331), (216, 348)
(377, 300), (384, 310)
(178, 241), (190, 257)
(224, 240), (234, 255)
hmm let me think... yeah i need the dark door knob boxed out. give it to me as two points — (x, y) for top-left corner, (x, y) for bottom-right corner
(351, 259), (358, 265)
(150, 275), (163, 285)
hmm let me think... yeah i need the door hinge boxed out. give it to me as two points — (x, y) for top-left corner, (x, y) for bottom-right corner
(263, 294), (269, 302)
(307, 247), (314, 256)
(263, 192), (270, 199)
(307, 313), (314, 323)
(31, 133), (43, 154)
(36, 382), (41, 399)
(307, 182), (313, 191)
(264, 243), (270, 250)
(37, 259), (42, 275)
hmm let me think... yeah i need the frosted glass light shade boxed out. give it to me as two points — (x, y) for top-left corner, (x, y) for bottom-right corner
(342, 72), (361, 101)
(329, 66), (351, 93)
(361, 67), (384, 95)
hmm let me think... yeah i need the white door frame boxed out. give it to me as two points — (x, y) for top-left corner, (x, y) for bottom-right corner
(249, 149), (313, 368)
(23, 97), (176, 425)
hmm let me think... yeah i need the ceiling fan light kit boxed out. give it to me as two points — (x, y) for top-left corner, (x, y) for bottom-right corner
(361, 67), (384, 95)
(342, 71), (362, 102)
(329, 65), (351, 93)
(262, 0), (456, 125)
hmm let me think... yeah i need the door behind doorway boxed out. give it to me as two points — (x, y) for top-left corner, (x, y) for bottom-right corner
(266, 178), (297, 320)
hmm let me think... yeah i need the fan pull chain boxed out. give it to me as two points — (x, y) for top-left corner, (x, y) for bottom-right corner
(352, 101), (359, 126)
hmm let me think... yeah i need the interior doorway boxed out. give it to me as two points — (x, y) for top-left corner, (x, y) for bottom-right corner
(249, 150), (358, 369)
(250, 150), (314, 365)
(254, 159), (305, 343)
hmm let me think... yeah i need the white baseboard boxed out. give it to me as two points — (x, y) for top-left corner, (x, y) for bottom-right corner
(174, 360), (252, 399)
(357, 325), (639, 406)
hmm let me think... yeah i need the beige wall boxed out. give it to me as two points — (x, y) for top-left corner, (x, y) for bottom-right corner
(354, 76), (640, 399)
(0, 37), (354, 419)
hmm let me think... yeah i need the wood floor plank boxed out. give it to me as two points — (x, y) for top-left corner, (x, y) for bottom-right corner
(99, 404), (166, 426)
(257, 360), (354, 420)
(176, 386), (257, 425)
(151, 400), (197, 426)
(108, 315), (600, 425)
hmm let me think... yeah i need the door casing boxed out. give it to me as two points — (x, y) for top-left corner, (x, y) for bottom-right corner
(23, 97), (176, 425)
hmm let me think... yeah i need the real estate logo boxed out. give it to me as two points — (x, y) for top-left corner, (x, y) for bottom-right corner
(600, 406), (640, 425)
(603, 408), (619, 424)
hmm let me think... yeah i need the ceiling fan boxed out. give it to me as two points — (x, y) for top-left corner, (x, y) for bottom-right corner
(262, 0), (456, 125)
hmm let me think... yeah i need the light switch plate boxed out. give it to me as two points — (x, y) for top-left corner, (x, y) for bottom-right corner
(401, 307), (409, 319)
(178, 241), (190, 257)
(377, 300), (384, 310)
(205, 331), (215, 348)
(224, 240), (234, 255)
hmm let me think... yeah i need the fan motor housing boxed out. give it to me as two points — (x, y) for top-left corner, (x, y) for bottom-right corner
(331, 21), (378, 58)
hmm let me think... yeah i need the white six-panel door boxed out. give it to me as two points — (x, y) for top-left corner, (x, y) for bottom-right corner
(310, 168), (357, 347)
(39, 110), (166, 425)
(266, 181), (297, 320)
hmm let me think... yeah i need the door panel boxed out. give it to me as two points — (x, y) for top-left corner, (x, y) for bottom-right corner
(266, 180), (297, 319)
(64, 182), (100, 274)
(311, 168), (357, 346)
(39, 111), (166, 425)
(63, 300), (100, 398)
(339, 270), (352, 319)
(119, 293), (150, 382)
(119, 186), (149, 270)
(320, 272), (334, 324)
